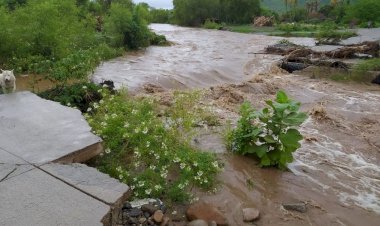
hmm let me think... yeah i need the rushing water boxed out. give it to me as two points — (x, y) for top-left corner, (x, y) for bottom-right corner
(93, 24), (314, 90)
(93, 24), (380, 225)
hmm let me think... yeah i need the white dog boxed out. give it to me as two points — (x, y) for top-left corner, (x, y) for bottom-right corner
(0, 69), (16, 94)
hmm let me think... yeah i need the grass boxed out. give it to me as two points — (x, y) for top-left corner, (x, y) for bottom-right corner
(354, 58), (380, 72)
(226, 24), (277, 33)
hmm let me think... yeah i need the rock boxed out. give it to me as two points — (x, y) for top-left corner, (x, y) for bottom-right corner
(153, 210), (164, 223)
(280, 61), (308, 73)
(123, 202), (132, 210)
(210, 221), (217, 226)
(187, 219), (208, 226)
(144, 211), (151, 218)
(242, 208), (260, 222)
(128, 208), (143, 217)
(139, 217), (147, 224)
(186, 202), (228, 226)
(372, 74), (380, 85)
(142, 204), (159, 214)
(282, 203), (307, 213)
(161, 216), (170, 226)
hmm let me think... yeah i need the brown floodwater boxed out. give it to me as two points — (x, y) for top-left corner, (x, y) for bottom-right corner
(95, 24), (380, 225)
(92, 24), (314, 90)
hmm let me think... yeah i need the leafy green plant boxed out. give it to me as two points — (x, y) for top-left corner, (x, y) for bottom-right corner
(228, 91), (307, 169)
(202, 19), (223, 29)
(87, 90), (221, 203)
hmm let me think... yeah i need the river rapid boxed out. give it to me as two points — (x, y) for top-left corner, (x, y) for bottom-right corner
(92, 24), (380, 226)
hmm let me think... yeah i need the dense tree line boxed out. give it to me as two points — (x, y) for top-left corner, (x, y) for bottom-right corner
(173, 0), (261, 26)
(0, 0), (159, 82)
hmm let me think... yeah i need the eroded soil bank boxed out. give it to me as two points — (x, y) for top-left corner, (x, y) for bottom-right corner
(91, 24), (380, 225)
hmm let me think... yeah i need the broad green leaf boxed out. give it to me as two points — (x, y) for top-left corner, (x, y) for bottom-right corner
(279, 129), (303, 151)
(255, 145), (268, 158)
(260, 154), (271, 166)
(283, 112), (307, 126)
(273, 102), (289, 113)
(276, 90), (289, 103)
(242, 128), (261, 138)
(263, 135), (276, 143)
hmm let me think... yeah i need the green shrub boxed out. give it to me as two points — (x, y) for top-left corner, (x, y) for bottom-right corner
(228, 91), (307, 169)
(202, 19), (222, 30)
(149, 33), (169, 46)
(38, 82), (102, 112)
(87, 90), (221, 203)
(104, 3), (151, 49)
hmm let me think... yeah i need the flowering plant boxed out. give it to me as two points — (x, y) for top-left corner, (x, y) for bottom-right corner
(229, 91), (307, 169)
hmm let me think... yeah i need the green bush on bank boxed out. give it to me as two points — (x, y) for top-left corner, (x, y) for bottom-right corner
(0, 0), (160, 84)
(227, 91), (307, 169)
(86, 90), (221, 203)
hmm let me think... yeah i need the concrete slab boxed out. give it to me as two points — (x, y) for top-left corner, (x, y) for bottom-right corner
(0, 91), (102, 164)
(41, 163), (130, 205)
(0, 148), (34, 181)
(42, 163), (130, 224)
(0, 168), (110, 226)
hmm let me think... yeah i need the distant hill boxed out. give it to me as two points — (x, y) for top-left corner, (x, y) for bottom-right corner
(262, 0), (331, 12)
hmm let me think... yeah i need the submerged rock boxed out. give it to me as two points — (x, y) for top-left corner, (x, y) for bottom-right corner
(242, 208), (260, 222)
(186, 201), (227, 226)
(372, 74), (380, 85)
(187, 219), (208, 226)
(282, 202), (307, 213)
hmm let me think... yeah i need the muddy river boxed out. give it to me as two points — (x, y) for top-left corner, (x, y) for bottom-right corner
(94, 24), (379, 225)
(91, 24), (380, 225)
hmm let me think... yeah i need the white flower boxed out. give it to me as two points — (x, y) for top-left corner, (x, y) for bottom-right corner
(142, 127), (148, 134)
(254, 139), (265, 146)
(273, 135), (279, 141)
(105, 148), (111, 154)
(130, 185), (135, 190)
(269, 146), (275, 151)
(154, 185), (162, 191)
(116, 166), (122, 172)
(268, 129), (273, 135)
(87, 107), (92, 112)
(138, 181), (145, 187)
(193, 162), (198, 167)
(212, 161), (219, 169)
(132, 109), (137, 114)
(119, 174), (123, 180)
(124, 122), (130, 128)
(82, 86), (87, 89)
(149, 165), (156, 170)
(146, 141), (150, 147)
(111, 113), (117, 118)
(134, 128), (140, 133)
(180, 163), (186, 169)
(154, 153), (160, 160)
(178, 183), (185, 189)
(197, 171), (203, 176)
(99, 99), (104, 104)
(173, 157), (180, 163)
(67, 102), (71, 106)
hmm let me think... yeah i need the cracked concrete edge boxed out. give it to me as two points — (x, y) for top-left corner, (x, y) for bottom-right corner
(53, 142), (103, 164)
(39, 163), (131, 226)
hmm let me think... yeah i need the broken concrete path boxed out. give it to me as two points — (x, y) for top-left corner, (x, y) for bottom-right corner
(0, 92), (129, 225)
(0, 91), (102, 165)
